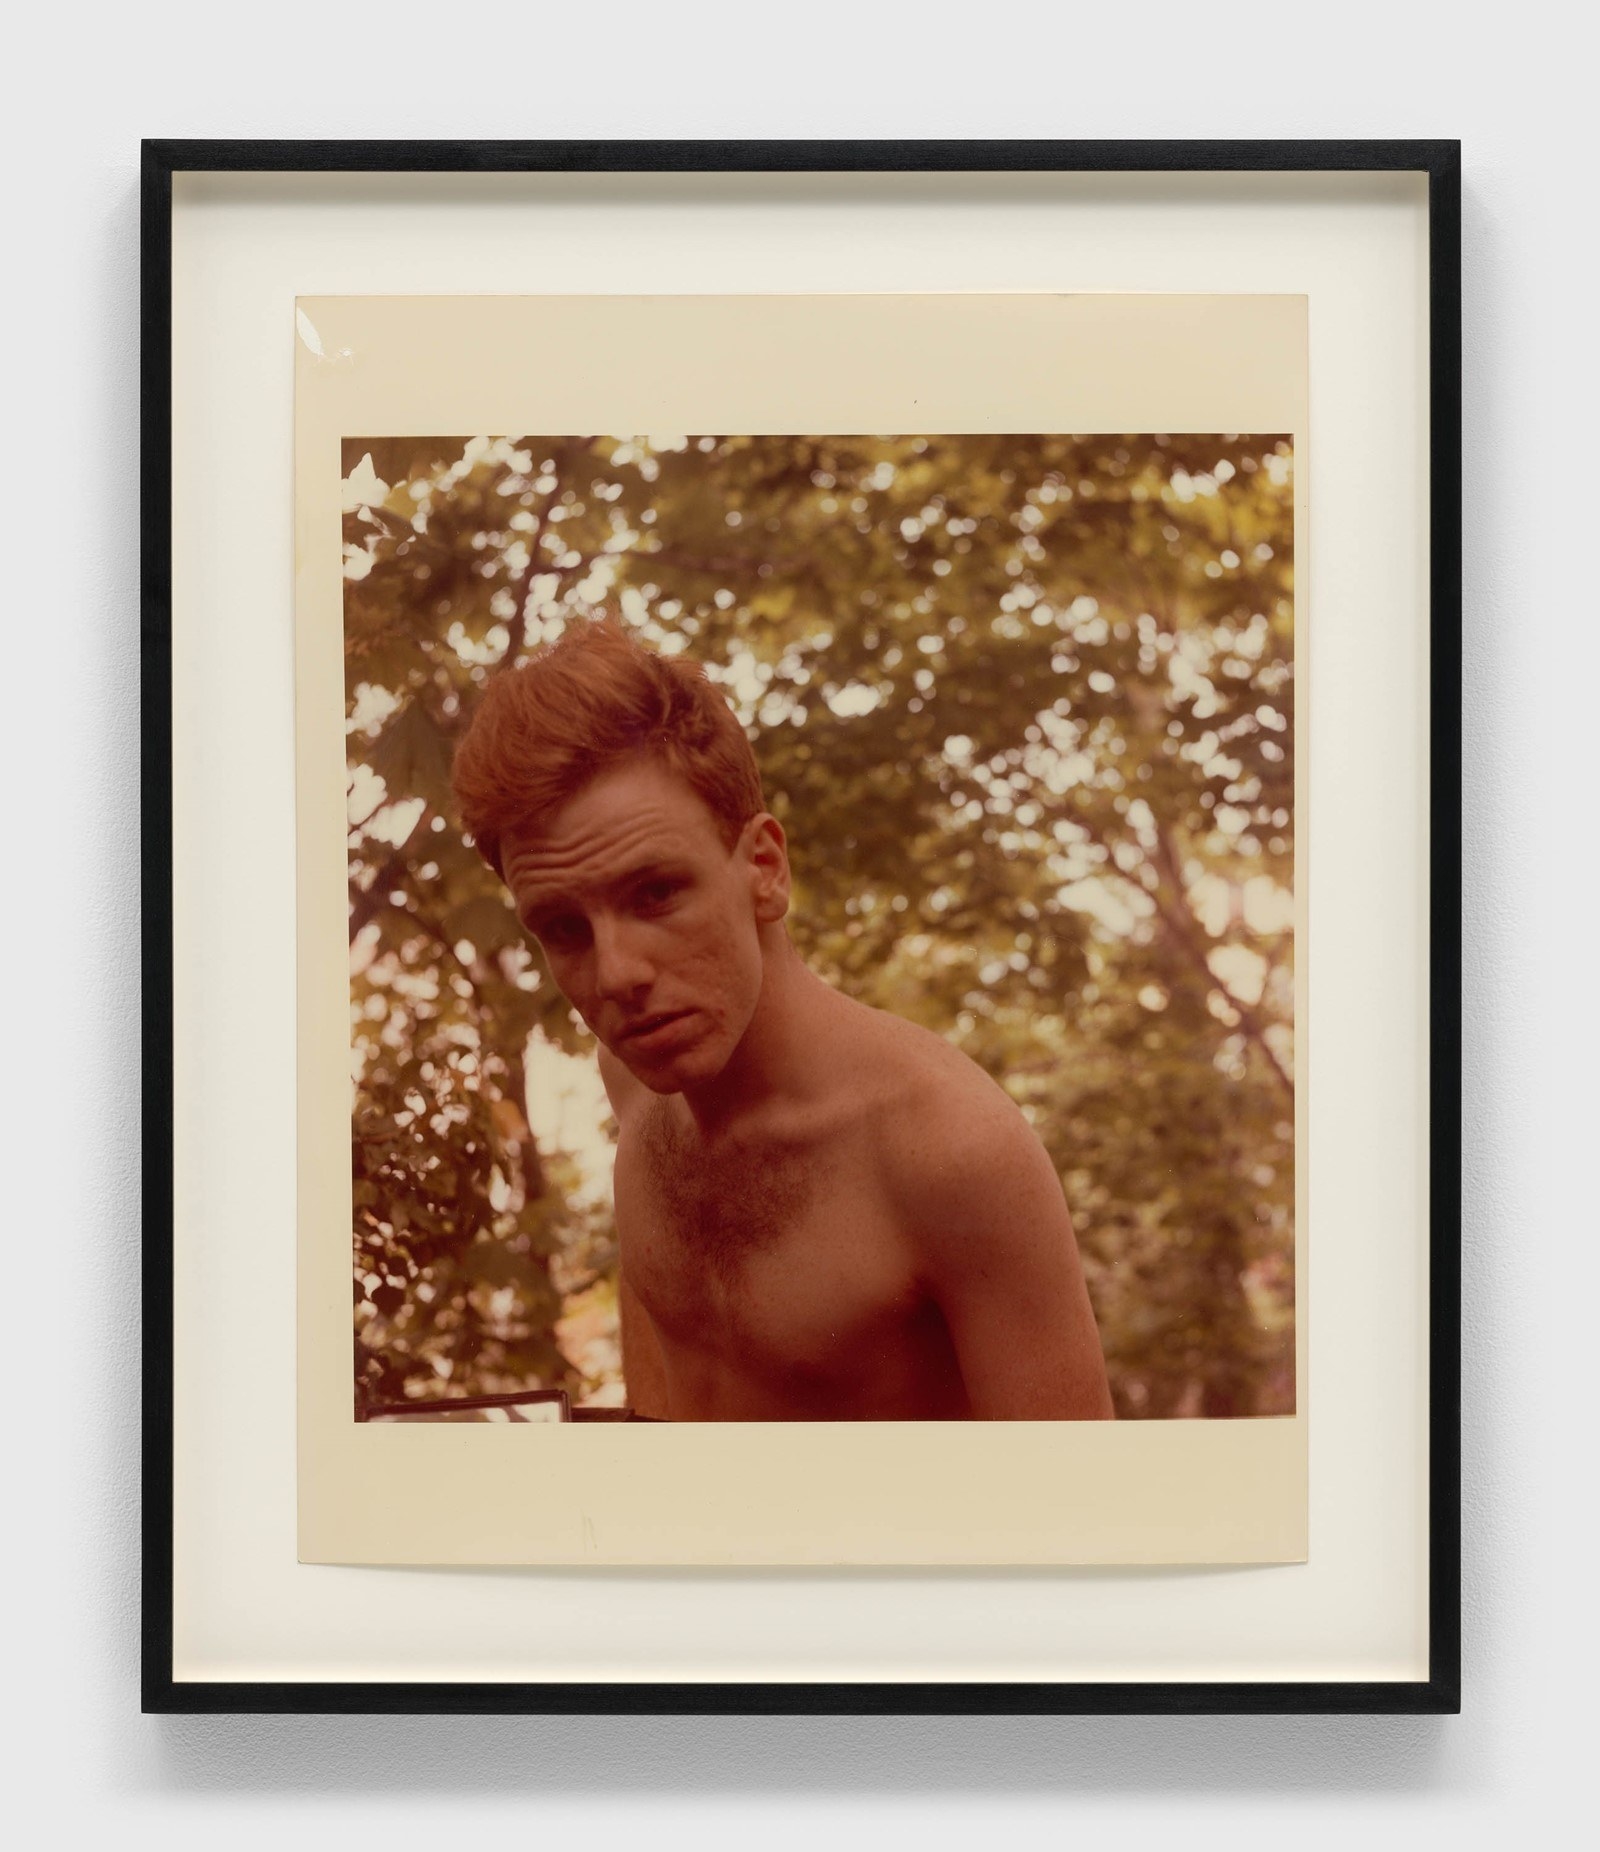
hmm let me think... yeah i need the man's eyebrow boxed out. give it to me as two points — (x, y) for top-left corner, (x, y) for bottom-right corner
(519, 898), (573, 930)
(519, 858), (688, 924)
(613, 857), (689, 885)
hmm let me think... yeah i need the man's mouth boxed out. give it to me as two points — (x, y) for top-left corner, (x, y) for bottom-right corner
(616, 1009), (695, 1050)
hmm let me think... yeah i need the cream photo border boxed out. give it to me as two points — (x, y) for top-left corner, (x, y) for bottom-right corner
(296, 294), (1307, 1569)
(170, 171), (1427, 1682)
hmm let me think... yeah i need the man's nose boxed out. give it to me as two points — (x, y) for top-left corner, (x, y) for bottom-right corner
(590, 918), (653, 1002)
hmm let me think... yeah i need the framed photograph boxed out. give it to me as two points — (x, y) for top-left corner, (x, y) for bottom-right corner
(145, 139), (1460, 1712)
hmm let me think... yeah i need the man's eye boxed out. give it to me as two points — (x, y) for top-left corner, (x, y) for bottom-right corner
(633, 879), (681, 912)
(538, 917), (588, 950)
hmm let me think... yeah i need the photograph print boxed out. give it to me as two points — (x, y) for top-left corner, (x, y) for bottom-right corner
(343, 431), (1296, 1428)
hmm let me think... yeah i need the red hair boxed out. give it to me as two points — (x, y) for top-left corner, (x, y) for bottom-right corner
(452, 618), (766, 876)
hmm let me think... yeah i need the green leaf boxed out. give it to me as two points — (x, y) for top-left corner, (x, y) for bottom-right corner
(366, 699), (455, 816)
(443, 894), (525, 956)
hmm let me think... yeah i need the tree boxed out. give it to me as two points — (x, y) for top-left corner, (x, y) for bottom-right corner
(345, 432), (1296, 1416)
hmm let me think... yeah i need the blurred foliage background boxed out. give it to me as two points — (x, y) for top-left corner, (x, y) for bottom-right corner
(345, 433), (1295, 1419)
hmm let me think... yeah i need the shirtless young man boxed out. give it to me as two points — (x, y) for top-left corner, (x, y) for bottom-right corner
(452, 619), (1113, 1422)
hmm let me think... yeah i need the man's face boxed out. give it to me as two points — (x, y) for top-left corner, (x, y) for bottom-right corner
(501, 757), (785, 1093)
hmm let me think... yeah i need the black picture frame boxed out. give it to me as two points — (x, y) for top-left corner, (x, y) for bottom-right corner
(142, 137), (1462, 1716)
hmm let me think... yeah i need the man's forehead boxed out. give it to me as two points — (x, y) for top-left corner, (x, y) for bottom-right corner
(501, 770), (725, 899)
(505, 811), (679, 883)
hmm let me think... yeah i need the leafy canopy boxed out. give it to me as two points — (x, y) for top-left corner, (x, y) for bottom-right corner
(346, 432), (1295, 1419)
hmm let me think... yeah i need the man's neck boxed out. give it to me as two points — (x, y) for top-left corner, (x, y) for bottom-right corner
(677, 929), (840, 1140)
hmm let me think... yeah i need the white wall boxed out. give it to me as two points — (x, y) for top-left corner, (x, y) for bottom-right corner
(4, 1), (1589, 1844)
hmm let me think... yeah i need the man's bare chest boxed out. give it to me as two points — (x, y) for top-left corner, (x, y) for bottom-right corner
(615, 1109), (924, 1385)
(640, 1115), (815, 1285)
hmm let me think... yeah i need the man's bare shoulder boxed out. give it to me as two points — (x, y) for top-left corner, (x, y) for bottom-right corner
(838, 999), (1057, 1207)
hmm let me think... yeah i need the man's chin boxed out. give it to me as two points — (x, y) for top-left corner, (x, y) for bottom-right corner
(617, 1039), (726, 1095)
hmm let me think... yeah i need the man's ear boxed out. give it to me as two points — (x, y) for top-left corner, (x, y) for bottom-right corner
(742, 812), (791, 923)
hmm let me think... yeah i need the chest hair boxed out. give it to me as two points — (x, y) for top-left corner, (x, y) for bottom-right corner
(637, 1102), (817, 1287)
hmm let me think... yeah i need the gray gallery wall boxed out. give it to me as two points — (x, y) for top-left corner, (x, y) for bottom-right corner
(2, 0), (1586, 1844)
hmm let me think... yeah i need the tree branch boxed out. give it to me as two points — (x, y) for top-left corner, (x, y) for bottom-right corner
(1070, 808), (1294, 1105)
(348, 803), (433, 943)
(502, 438), (584, 671)
(1145, 819), (1294, 1104)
